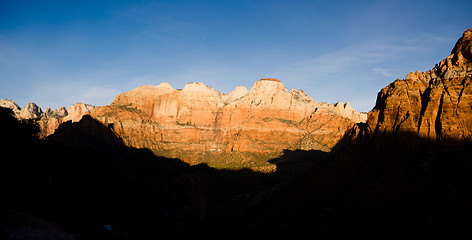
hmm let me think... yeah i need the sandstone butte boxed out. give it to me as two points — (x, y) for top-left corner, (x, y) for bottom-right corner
(89, 78), (366, 161)
(366, 27), (472, 142)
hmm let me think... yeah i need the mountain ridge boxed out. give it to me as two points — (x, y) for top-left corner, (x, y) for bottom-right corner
(90, 79), (366, 164)
(1, 78), (366, 166)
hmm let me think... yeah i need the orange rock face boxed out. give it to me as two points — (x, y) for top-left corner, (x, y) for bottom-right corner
(367, 27), (472, 141)
(63, 103), (96, 122)
(38, 117), (63, 138)
(37, 103), (95, 138)
(92, 79), (366, 161)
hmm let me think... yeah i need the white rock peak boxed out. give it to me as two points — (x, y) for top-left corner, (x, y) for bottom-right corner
(0, 99), (21, 115)
(250, 78), (286, 94)
(19, 102), (42, 119)
(223, 86), (249, 104)
(182, 82), (222, 97)
(63, 103), (96, 122)
(155, 82), (174, 90)
(120, 78), (367, 122)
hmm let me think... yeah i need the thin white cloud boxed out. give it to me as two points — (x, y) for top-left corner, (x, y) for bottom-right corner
(79, 86), (120, 106)
(271, 32), (454, 112)
(276, 34), (450, 81)
(371, 68), (401, 78)
(126, 75), (160, 88)
(29, 81), (120, 110)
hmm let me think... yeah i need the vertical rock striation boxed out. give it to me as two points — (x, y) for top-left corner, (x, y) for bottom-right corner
(367, 27), (472, 142)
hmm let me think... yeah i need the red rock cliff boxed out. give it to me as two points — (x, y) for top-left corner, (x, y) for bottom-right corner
(91, 79), (366, 159)
(367, 27), (472, 141)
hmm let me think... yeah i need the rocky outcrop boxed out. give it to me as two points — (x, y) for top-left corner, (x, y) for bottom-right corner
(19, 102), (42, 119)
(222, 86), (249, 104)
(0, 100), (97, 138)
(367, 27), (472, 142)
(37, 103), (94, 138)
(37, 107), (69, 138)
(0, 100), (44, 120)
(0, 99), (21, 115)
(43, 107), (68, 119)
(63, 103), (96, 122)
(1, 79), (366, 162)
(92, 78), (366, 162)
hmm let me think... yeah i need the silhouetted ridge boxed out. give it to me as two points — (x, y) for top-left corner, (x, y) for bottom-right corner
(1, 105), (334, 238)
(1, 111), (208, 238)
(45, 115), (125, 149)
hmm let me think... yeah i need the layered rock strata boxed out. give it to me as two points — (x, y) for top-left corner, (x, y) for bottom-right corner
(92, 78), (366, 156)
(2, 79), (366, 161)
(367, 27), (472, 141)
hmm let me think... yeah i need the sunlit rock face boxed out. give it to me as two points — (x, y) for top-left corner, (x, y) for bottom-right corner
(1, 78), (367, 161)
(367, 27), (472, 141)
(36, 103), (95, 138)
(0, 100), (97, 138)
(0, 99), (21, 115)
(92, 78), (366, 160)
(19, 102), (42, 119)
(36, 107), (68, 138)
(63, 103), (96, 122)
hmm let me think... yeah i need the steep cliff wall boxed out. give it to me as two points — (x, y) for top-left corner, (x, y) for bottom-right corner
(2, 78), (366, 164)
(367, 27), (472, 141)
(92, 79), (366, 159)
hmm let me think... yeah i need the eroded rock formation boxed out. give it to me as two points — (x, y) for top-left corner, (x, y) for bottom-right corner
(19, 102), (42, 119)
(2, 79), (366, 162)
(0, 100), (95, 138)
(0, 99), (21, 115)
(63, 103), (96, 122)
(367, 27), (472, 141)
(38, 107), (69, 138)
(92, 78), (366, 159)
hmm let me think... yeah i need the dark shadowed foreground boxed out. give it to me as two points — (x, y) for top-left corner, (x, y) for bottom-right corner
(1, 107), (472, 239)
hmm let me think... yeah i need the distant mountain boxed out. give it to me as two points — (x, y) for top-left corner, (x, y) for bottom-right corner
(1, 79), (366, 165)
(90, 78), (366, 164)
(0, 100), (95, 138)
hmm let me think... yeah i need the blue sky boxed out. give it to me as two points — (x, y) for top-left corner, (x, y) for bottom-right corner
(1, 0), (471, 112)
